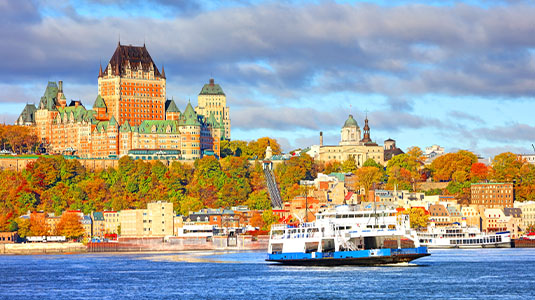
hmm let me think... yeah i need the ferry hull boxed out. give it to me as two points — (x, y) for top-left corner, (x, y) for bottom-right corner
(266, 247), (430, 266)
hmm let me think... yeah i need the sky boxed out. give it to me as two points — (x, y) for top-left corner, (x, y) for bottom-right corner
(1, 0), (535, 158)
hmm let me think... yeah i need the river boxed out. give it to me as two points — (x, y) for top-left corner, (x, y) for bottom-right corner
(1, 248), (534, 299)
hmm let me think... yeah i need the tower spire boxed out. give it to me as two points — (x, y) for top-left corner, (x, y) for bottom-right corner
(99, 61), (103, 77)
(161, 65), (166, 78)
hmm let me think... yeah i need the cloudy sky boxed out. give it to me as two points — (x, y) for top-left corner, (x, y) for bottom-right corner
(2, 0), (535, 157)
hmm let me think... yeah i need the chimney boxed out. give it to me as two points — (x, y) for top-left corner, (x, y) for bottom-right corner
(320, 131), (323, 146)
(58, 81), (63, 92)
(209, 78), (214, 85)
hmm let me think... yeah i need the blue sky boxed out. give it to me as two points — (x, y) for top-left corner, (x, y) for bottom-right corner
(1, 0), (535, 157)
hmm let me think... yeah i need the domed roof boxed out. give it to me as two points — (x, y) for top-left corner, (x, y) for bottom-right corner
(343, 114), (359, 128)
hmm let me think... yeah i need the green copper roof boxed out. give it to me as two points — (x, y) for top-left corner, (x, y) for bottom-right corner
(38, 81), (59, 111)
(199, 79), (225, 96)
(93, 95), (106, 109)
(343, 114), (359, 128)
(17, 104), (37, 123)
(165, 99), (180, 113)
(120, 120), (132, 132)
(180, 101), (201, 126)
(206, 112), (218, 127)
(138, 120), (179, 134)
(109, 116), (118, 126)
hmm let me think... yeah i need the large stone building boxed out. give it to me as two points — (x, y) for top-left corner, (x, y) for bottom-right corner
(470, 183), (514, 209)
(308, 114), (385, 166)
(16, 43), (226, 159)
(195, 78), (231, 139)
(119, 201), (174, 237)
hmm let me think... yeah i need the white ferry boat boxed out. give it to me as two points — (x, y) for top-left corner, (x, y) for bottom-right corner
(417, 226), (511, 248)
(266, 205), (430, 266)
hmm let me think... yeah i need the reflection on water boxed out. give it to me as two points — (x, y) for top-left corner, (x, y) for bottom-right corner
(1, 249), (535, 299)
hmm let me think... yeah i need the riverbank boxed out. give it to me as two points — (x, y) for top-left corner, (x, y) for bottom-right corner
(0, 235), (270, 255)
(0, 242), (87, 255)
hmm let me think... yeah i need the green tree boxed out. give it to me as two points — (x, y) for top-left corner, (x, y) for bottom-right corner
(246, 190), (271, 210)
(341, 158), (358, 173)
(261, 209), (279, 231)
(354, 166), (384, 201)
(17, 218), (31, 238)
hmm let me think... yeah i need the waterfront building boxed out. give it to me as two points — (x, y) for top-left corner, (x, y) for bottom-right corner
(91, 212), (105, 238)
(504, 207), (522, 238)
(447, 205), (463, 224)
(308, 115), (385, 166)
(461, 206), (480, 228)
(45, 213), (61, 235)
(482, 208), (508, 233)
(0, 232), (19, 243)
(119, 201), (174, 237)
(185, 208), (239, 234)
(514, 201), (535, 231)
(470, 183), (514, 208)
(16, 43), (226, 159)
(81, 215), (93, 238)
(428, 204), (451, 226)
(103, 211), (120, 235)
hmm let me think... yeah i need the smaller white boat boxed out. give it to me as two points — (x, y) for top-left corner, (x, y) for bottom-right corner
(417, 225), (511, 248)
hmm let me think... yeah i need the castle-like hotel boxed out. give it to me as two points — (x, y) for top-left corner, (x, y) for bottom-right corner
(15, 43), (230, 160)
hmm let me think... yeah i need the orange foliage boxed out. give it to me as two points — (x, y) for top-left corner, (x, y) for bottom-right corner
(29, 212), (50, 236)
(470, 162), (489, 181)
(56, 212), (84, 239)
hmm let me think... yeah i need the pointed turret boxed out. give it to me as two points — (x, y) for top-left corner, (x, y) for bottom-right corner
(120, 120), (132, 132)
(109, 116), (118, 127)
(99, 62), (103, 77)
(181, 100), (200, 126)
(161, 65), (166, 78)
(93, 95), (106, 109)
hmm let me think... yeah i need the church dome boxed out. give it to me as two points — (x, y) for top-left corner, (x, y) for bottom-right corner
(343, 114), (359, 128)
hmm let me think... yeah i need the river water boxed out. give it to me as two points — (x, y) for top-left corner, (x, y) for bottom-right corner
(1, 248), (534, 299)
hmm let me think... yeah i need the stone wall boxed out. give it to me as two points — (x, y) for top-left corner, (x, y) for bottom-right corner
(0, 242), (86, 255)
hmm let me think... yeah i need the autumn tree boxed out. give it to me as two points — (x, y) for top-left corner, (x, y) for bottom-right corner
(274, 154), (317, 202)
(470, 162), (489, 181)
(247, 137), (282, 160)
(246, 190), (271, 210)
(29, 212), (49, 236)
(400, 207), (429, 229)
(430, 150), (477, 182)
(250, 213), (265, 230)
(491, 152), (524, 182)
(17, 218), (31, 238)
(341, 158), (358, 173)
(261, 209), (279, 231)
(323, 160), (342, 174)
(354, 167), (384, 201)
(0, 124), (39, 154)
(56, 212), (85, 240)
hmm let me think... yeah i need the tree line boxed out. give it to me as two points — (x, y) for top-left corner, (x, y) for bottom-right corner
(1, 137), (533, 232)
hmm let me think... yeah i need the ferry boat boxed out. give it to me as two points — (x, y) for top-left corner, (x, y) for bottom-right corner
(266, 205), (430, 266)
(417, 226), (511, 248)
